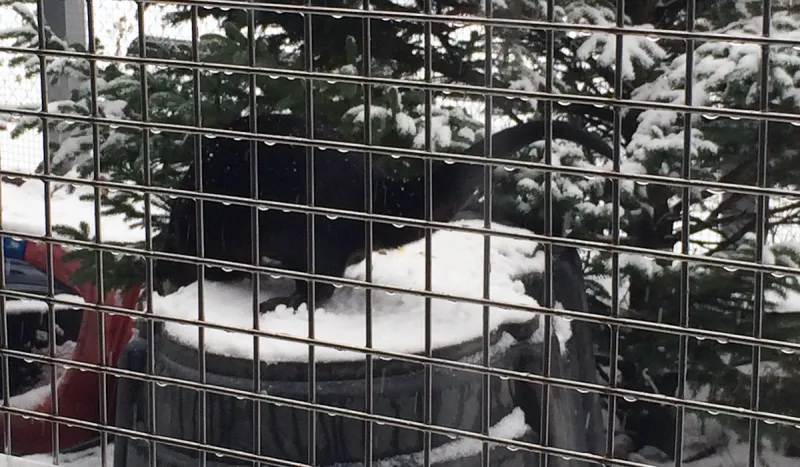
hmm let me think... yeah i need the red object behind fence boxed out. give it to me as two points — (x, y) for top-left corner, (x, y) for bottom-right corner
(1, 241), (138, 455)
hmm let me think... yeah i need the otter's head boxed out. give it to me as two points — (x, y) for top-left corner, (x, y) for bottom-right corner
(152, 231), (197, 296)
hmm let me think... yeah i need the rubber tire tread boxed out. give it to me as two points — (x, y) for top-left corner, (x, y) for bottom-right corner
(122, 326), (530, 465)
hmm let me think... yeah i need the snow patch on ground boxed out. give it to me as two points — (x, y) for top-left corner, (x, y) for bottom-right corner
(4, 294), (86, 314)
(19, 444), (114, 467)
(7, 338), (77, 407)
(7, 384), (52, 412)
(656, 443), (798, 467)
(0, 179), (159, 243)
(334, 407), (530, 466)
(16, 409), (529, 467)
(14, 411), (800, 467)
(154, 220), (572, 363)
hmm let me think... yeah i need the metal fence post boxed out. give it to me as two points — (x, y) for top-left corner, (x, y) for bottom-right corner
(42, 0), (86, 102)
(38, 0), (86, 175)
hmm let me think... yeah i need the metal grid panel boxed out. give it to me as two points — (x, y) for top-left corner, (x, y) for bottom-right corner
(0, 0), (797, 466)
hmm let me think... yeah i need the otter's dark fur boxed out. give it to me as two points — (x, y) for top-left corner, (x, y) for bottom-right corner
(154, 113), (611, 312)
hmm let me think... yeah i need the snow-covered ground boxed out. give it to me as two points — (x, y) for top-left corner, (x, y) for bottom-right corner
(666, 443), (798, 467)
(16, 409), (530, 466)
(15, 446), (113, 467)
(13, 431), (799, 467)
(3, 293), (85, 314)
(0, 177), (157, 243)
(16, 404), (797, 466)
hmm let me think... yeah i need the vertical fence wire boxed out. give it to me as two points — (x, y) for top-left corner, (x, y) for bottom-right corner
(189, 4), (208, 466)
(33, 0), (59, 461)
(422, 0), (434, 465)
(749, 1), (772, 465)
(0, 221), (6, 457)
(0, 39), (9, 451)
(84, 1), (109, 464)
(539, 1), (556, 465)
(604, 0), (625, 460)
(133, 4), (157, 467)
(245, 3), (263, 467)
(361, 0), (375, 463)
(481, 0), (494, 465)
(675, 0), (697, 464)
(303, 2), (318, 463)
(0, 181), (7, 455)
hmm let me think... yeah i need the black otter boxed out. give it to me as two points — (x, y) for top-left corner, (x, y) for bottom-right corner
(154, 113), (612, 313)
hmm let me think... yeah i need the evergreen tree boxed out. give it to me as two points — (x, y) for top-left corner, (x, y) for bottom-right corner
(2, 0), (800, 459)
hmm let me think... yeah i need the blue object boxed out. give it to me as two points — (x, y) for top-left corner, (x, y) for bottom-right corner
(2, 236), (27, 260)
(3, 256), (74, 295)
(1, 237), (75, 295)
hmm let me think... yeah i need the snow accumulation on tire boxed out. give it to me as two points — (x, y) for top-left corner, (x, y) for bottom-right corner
(115, 221), (600, 467)
(2, 256), (85, 398)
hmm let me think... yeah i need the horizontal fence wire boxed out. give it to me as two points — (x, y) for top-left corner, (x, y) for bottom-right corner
(0, 118), (798, 200)
(0, 0), (799, 466)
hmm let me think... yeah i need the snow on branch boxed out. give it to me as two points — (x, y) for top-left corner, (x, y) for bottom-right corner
(566, 3), (667, 82)
(632, 12), (800, 130)
(342, 99), (485, 152)
(626, 11), (800, 188)
(636, 13), (800, 110)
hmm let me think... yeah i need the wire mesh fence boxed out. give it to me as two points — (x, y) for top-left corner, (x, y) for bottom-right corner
(0, 0), (798, 466)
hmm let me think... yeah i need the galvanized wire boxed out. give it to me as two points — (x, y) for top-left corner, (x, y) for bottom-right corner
(674, 0), (697, 464)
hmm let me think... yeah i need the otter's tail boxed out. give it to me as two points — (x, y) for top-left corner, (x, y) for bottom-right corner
(371, 119), (612, 249)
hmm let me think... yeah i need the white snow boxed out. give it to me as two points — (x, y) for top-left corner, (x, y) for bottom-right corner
(12, 407), (800, 467)
(508, 78), (538, 93)
(48, 133), (95, 174)
(627, 12), (800, 179)
(569, 8), (667, 83)
(97, 99), (127, 119)
(11, 409), (527, 466)
(18, 444), (114, 467)
(0, 337), (78, 412)
(456, 126), (475, 143)
(655, 442), (798, 467)
(3, 293), (86, 314)
(592, 274), (632, 316)
(13, 409), (528, 466)
(762, 245), (776, 265)
(0, 179), (160, 243)
(344, 105), (392, 124)
(771, 288), (800, 313)
(155, 220), (575, 363)
(341, 407), (530, 466)
(338, 64), (358, 75)
(619, 253), (660, 278)
(394, 112), (417, 136)
(413, 115), (453, 151)
(7, 383), (52, 411)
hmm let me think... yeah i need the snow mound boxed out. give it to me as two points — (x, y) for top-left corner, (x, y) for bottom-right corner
(155, 220), (571, 363)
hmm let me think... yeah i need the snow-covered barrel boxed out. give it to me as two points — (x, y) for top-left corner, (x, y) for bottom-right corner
(114, 221), (599, 467)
